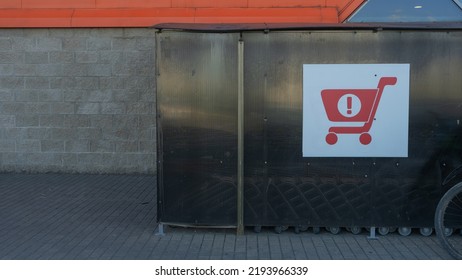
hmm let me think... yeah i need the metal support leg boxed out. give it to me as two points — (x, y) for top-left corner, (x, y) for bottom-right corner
(368, 226), (377, 240)
(155, 223), (165, 236)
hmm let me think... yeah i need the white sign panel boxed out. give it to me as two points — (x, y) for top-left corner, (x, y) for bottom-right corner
(302, 64), (410, 157)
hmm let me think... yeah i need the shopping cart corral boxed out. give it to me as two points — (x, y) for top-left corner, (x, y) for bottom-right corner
(155, 23), (462, 255)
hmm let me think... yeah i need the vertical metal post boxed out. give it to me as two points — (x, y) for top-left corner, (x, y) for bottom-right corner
(368, 226), (377, 240)
(237, 38), (245, 235)
(155, 223), (165, 236)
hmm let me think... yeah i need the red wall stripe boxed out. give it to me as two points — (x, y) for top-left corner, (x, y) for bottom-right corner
(0, 0), (365, 28)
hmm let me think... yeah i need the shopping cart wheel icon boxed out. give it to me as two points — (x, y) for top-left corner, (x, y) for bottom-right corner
(359, 133), (372, 145)
(321, 77), (397, 145)
(326, 132), (372, 145)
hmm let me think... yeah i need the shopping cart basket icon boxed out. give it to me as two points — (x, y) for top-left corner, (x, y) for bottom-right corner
(321, 77), (397, 145)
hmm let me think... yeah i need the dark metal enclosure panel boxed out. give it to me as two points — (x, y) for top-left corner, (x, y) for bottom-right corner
(243, 30), (462, 227)
(157, 32), (239, 226)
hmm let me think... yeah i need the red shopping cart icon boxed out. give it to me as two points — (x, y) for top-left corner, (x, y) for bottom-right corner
(321, 77), (397, 145)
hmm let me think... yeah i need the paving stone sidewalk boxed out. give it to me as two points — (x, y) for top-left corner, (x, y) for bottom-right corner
(0, 173), (454, 260)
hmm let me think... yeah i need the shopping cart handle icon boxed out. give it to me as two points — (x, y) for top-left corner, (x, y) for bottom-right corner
(321, 77), (397, 145)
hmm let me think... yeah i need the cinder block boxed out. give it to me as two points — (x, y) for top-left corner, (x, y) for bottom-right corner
(35, 64), (63, 77)
(113, 115), (139, 129)
(41, 140), (65, 152)
(23, 29), (49, 38)
(126, 102), (151, 115)
(140, 88), (156, 102)
(16, 140), (41, 152)
(36, 38), (62, 51)
(64, 115), (91, 127)
(0, 38), (12, 50)
(48, 29), (74, 38)
(25, 128), (51, 140)
(1, 77), (24, 90)
(99, 77), (124, 89)
(125, 77), (151, 90)
(39, 115), (64, 127)
(139, 128), (155, 140)
(62, 38), (87, 51)
(135, 37), (156, 51)
(87, 38), (112, 51)
(51, 128), (78, 140)
(62, 64), (89, 76)
(52, 77), (98, 90)
(0, 140), (15, 152)
(25, 152), (63, 167)
(0, 64), (14, 76)
(39, 90), (63, 102)
(90, 140), (114, 152)
(26, 103), (51, 114)
(65, 140), (90, 152)
(90, 115), (112, 128)
(88, 90), (112, 102)
(112, 38), (138, 50)
(25, 77), (50, 89)
(113, 89), (139, 102)
(99, 51), (124, 64)
(63, 90), (88, 102)
(15, 90), (39, 102)
(101, 103), (126, 114)
(61, 153), (78, 165)
(88, 64), (112, 77)
(78, 153), (104, 165)
(0, 52), (24, 64)
(76, 77), (100, 90)
(14, 64), (36, 76)
(76, 103), (100, 114)
(139, 115), (156, 129)
(139, 141), (156, 153)
(51, 103), (74, 114)
(112, 62), (129, 76)
(75, 51), (99, 63)
(11, 37), (36, 51)
(25, 52), (49, 64)
(15, 115), (39, 127)
(115, 141), (139, 153)
(0, 90), (14, 101)
(0, 102), (25, 114)
(49, 51), (75, 64)
(77, 127), (102, 140)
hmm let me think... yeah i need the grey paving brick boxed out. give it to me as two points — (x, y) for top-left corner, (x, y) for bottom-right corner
(0, 174), (455, 260)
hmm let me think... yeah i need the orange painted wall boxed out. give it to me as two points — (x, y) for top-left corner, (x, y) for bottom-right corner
(0, 0), (365, 28)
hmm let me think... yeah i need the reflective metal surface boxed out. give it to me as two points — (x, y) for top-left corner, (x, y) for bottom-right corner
(243, 30), (462, 227)
(157, 29), (462, 228)
(157, 32), (239, 226)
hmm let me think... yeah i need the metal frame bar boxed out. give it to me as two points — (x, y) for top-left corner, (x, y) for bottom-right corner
(237, 37), (245, 235)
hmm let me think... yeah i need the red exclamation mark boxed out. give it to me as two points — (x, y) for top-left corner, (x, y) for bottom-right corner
(347, 96), (352, 115)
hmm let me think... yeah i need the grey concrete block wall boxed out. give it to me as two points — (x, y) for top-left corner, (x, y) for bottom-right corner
(0, 28), (157, 174)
